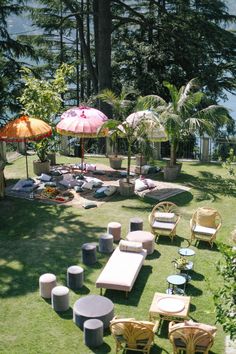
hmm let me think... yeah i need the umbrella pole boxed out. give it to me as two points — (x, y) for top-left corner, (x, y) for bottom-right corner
(81, 137), (84, 171)
(25, 140), (29, 179)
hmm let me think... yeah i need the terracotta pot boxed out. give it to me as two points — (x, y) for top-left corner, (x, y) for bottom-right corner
(109, 156), (123, 170)
(33, 160), (50, 176)
(119, 178), (135, 196)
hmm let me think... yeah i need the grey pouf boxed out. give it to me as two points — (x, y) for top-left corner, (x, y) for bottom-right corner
(84, 319), (103, 347)
(107, 222), (121, 242)
(52, 286), (69, 312)
(39, 273), (57, 299)
(82, 243), (97, 265)
(129, 217), (143, 232)
(99, 233), (114, 254)
(67, 265), (84, 290)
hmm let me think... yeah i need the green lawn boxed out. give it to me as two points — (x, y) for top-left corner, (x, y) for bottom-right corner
(0, 154), (235, 353)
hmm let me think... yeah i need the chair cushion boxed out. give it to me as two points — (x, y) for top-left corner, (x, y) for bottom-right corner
(194, 225), (216, 235)
(196, 208), (217, 228)
(154, 212), (175, 222)
(152, 220), (175, 230)
(119, 240), (143, 253)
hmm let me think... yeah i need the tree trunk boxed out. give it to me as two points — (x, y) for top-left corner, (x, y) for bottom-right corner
(127, 143), (131, 184)
(97, 0), (112, 117)
(170, 142), (177, 167)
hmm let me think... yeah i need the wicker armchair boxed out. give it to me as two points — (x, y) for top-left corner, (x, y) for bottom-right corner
(190, 207), (222, 247)
(148, 201), (180, 242)
(169, 321), (216, 354)
(110, 318), (158, 353)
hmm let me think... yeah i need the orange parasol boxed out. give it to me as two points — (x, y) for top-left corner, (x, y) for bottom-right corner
(0, 115), (52, 178)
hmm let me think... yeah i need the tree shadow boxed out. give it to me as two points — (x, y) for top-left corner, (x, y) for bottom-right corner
(0, 198), (107, 298)
(179, 171), (236, 200)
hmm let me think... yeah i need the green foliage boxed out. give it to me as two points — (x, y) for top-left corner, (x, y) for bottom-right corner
(33, 139), (49, 163)
(140, 79), (230, 167)
(222, 148), (236, 176)
(19, 63), (74, 162)
(214, 242), (236, 340)
(19, 63), (74, 123)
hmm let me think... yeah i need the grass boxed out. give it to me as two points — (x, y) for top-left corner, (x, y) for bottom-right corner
(0, 154), (235, 353)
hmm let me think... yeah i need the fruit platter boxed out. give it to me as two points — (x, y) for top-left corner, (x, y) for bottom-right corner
(38, 187), (74, 203)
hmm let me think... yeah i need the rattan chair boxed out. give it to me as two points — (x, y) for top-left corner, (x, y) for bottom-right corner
(169, 321), (216, 354)
(148, 201), (180, 242)
(110, 318), (158, 353)
(190, 207), (222, 247)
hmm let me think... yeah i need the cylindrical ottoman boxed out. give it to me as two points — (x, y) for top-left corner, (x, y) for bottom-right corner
(67, 265), (84, 290)
(107, 222), (121, 242)
(52, 286), (69, 312)
(82, 243), (97, 265)
(99, 233), (114, 254)
(84, 319), (103, 347)
(126, 230), (155, 255)
(39, 273), (57, 298)
(73, 294), (114, 329)
(129, 217), (143, 232)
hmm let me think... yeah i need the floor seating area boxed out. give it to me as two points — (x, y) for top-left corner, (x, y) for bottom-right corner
(37, 204), (221, 350)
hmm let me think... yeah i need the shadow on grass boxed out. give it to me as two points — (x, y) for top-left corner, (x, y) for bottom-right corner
(185, 283), (203, 297)
(179, 170), (236, 200)
(103, 265), (153, 306)
(156, 235), (186, 248)
(56, 307), (73, 320)
(191, 240), (219, 252)
(190, 270), (204, 282)
(87, 342), (111, 353)
(0, 196), (107, 298)
(147, 249), (161, 260)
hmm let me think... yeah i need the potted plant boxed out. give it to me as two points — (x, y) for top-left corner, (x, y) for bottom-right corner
(100, 118), (150, 196)
(19, 64), (74, 173)
(32, 139), (51, 175)
(139, 79), (230, 181)
(97, 88), (135, 169)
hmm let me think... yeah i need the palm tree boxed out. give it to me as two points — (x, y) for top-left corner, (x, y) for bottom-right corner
(139, 79), (230, 169)
(97, 88), (135, 158)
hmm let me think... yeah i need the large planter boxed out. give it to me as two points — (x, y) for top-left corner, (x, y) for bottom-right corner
(135, 154), (148, 167)
(47, 152), (56, 166)
(33, 160), (50, 176)
(163, 164), (180, 181)
(119, 178), (135, 197)
(109, 156), (123, 170)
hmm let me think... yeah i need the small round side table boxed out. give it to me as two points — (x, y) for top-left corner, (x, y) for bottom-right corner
(167, 274), (186, 295)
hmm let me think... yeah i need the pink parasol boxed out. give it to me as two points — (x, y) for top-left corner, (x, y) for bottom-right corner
(56, 106), (108, 167)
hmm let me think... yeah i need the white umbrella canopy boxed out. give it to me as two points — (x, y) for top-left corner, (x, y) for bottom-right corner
(125, 110), (168, 142)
